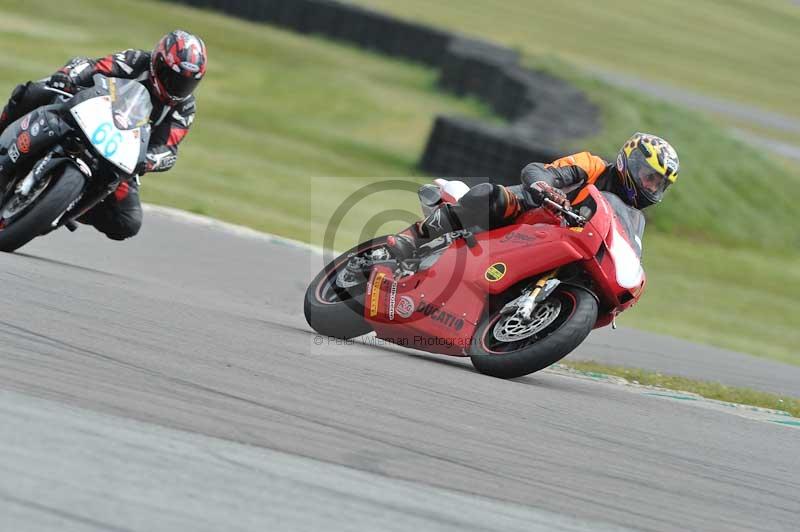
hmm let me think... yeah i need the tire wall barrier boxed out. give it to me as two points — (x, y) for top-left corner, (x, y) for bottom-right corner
(168, 0), (601, 184)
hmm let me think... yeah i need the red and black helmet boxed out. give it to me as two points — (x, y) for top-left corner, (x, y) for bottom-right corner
(150, 30), (207, 103)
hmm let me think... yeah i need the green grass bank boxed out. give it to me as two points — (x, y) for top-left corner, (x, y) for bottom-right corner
(352, 0), (800, 124)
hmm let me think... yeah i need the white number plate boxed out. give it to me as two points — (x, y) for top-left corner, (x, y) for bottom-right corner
(70, 96), (142, 174)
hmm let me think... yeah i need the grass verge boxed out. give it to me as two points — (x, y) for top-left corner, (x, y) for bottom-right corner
(350, 0), (800, 122)
(529, 54), (800, 250)
(627, 233), (800, 365)
(562, 360), (800, 419)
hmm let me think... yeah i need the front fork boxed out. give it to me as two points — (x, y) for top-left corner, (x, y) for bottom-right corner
(502, 269), (561, 322)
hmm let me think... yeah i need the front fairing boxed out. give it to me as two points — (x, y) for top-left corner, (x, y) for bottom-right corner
(579, 188), (647, 319)
(601, 192), (645, 259)
(67, 75), (151, 175)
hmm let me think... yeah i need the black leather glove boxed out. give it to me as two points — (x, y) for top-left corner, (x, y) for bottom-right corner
(48, 71), (76, 94)
(134, 159), (148, 176)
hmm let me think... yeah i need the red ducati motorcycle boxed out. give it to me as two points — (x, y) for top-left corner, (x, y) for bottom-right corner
(305, 182), (647, 378)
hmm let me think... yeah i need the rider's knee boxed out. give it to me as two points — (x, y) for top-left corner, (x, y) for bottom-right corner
(462, 183), (509, 217)
(100, 212), (142, 241)
(460, 183), (497, 210)
(103, 223), (140, 241)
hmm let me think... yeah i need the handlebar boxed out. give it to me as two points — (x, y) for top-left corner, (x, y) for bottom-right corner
(42, 86), (74, 100)
(542, 198), (587, 227)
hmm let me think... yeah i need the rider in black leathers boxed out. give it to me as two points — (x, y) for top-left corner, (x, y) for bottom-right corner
(0, 30), (207, 240)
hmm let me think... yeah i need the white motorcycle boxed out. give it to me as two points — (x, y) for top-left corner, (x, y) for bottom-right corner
(0, 74), (151, 252)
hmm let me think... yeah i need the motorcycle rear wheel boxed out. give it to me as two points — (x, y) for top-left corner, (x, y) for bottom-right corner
(0, 165), (85, 252)
(303, 237), (389, 339)
(469, 285), (598, 379)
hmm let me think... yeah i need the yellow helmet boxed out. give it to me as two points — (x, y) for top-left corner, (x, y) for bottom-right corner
(615, 133), (679, 207)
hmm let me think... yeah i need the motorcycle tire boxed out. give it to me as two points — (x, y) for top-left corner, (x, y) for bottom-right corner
(304, 237), (389, 339)
(469, 285), (598, 379)
(0, 165), (85, 253)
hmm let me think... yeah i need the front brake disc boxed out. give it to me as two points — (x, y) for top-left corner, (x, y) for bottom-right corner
(492, 299), (562, 342)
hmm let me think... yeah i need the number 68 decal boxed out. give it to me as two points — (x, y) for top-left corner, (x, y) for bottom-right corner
(90, 123), (123, 158)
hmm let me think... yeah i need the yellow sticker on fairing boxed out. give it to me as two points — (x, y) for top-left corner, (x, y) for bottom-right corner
(369, 272), (385, 317)
(485, 262), (507, 282)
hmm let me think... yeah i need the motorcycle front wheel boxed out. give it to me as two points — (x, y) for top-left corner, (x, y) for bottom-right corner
(469, 285), (598, 379)
(0, 165), (85, 252)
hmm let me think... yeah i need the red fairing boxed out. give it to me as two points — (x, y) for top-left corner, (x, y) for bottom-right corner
(363, 185), (646, 356)
(574, 189), (646, 320)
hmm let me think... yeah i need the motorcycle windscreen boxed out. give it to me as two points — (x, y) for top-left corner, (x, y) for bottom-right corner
(602, 192), (646, 288)
(602, 192), (645, 256)
(108, 78), (152, 131)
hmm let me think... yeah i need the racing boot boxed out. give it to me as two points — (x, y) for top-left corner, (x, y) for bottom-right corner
(387, 203), (461, 261)
(417, 183), (443, 217)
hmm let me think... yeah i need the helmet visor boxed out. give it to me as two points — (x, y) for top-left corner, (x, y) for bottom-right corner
(155, 56), (201, 100)
(627, 149), (670, 203)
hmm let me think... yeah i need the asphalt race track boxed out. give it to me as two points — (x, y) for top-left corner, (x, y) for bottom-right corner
(1, 206), (798, 532)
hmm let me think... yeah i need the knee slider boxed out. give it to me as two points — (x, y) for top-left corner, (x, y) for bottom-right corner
(103, 214), (142, 241)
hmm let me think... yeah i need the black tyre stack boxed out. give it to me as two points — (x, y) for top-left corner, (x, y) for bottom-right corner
(165, 0), (603, 184)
